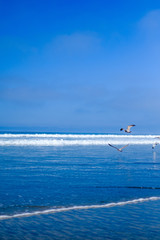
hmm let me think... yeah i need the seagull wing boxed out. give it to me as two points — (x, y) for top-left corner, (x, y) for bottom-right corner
(108, 144), (120, 151)
(127, 124), (136, 131)
(119, 144), (129, 151)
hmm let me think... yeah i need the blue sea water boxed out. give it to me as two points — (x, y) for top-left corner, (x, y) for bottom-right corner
(0, 133), (160, 239)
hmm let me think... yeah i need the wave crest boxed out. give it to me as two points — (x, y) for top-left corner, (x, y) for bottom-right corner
(0, 196), (159, 220)
(0, 133), (160, 146)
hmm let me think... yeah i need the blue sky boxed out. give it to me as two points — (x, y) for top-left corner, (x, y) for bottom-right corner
(1, 0), (160, 133)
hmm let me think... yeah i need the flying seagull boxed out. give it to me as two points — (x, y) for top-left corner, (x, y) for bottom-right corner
(120, 124), (136, 133)
(108, 143), (129, 152)
(152, 142), (159, 149)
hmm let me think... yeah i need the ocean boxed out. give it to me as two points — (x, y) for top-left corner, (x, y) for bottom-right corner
(0, 133), (160, 239)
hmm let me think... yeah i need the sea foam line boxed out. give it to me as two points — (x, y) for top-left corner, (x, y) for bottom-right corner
(0, 134), (160, 138)
(0, 196), (160, 220)
(0, 139), (159, 146)
(0, 134), (160, 146)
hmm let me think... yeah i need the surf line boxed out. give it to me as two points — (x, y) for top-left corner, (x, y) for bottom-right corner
(0, 196), (160, 220)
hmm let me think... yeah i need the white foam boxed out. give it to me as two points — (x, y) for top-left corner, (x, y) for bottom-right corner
(0, 139), (159, 146)
(0, 134), (160, 138)
(0, 196), (160, 220)
(0, 134), (160, 146)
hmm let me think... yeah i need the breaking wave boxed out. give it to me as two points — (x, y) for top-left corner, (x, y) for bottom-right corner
(0, 196), (159, 220)
(1, 133), (160, 138)
(0, 133), (160, 146)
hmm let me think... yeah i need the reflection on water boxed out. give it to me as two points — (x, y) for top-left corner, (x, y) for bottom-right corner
(153, 151), (156, 161)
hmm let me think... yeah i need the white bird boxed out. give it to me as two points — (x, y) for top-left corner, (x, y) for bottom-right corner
(108, 143), (129, 152)
(152, 142), (159, 149)
(120, 124), (136, 133)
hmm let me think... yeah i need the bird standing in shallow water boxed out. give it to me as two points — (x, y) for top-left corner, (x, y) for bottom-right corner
(120, 124), (135, 133)
(152, 142), (159, 149)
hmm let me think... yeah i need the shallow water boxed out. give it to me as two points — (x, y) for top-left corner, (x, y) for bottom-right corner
(0, 133), (160, 239)
(1, 200), (160, 240)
